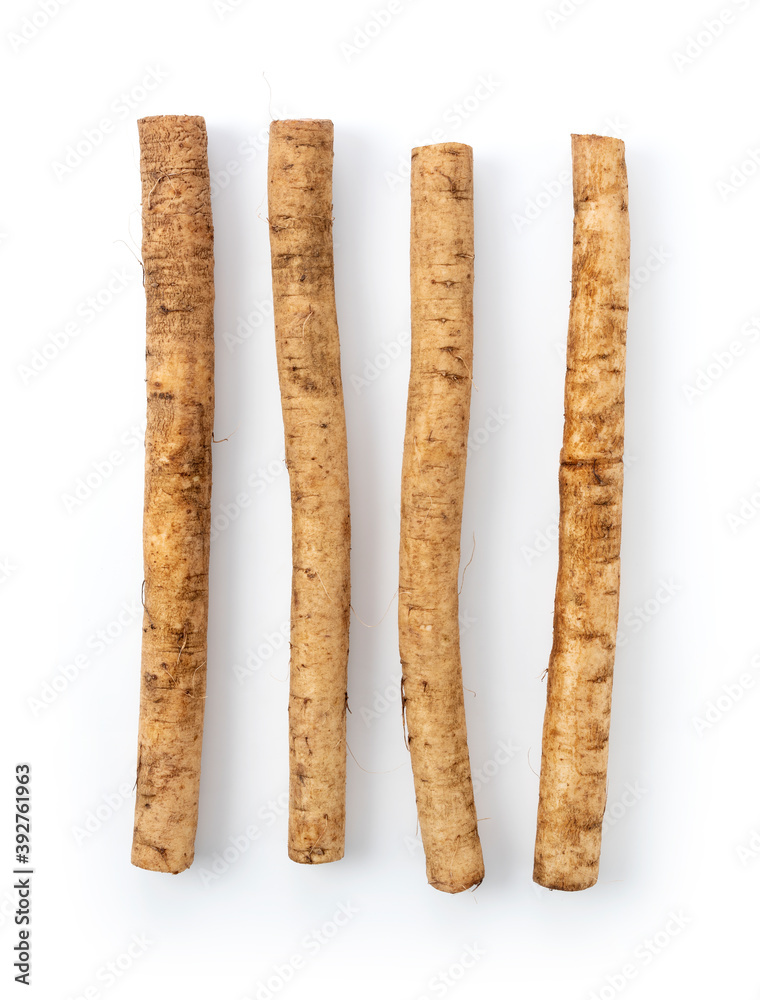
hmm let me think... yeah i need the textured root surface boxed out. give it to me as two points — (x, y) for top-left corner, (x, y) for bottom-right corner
(268, 120), (350, 864)
(131, 115), (214, 874)
(534, 134), (630, 892)
(399, 142), (484, 893)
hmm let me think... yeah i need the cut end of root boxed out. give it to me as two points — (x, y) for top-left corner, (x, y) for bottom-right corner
(532, 863), (598, 892)
(570, 132), (625, 152)
(138, 113), (207, 129)
(428, 872), (484, 894)
(130, 843), (193, 875)
(288, 845), (345, 865)
(269, 118), (334, 139)
(412, 140), (472, 159)
(427, 857), (485, 894)
(271, 118), (333, 126)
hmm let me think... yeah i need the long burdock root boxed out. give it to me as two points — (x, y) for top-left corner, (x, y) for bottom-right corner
(131, 115), (215, 874)
(267, 120), (350, 865)
(399, 142), (484, 894)
(534, 134), (630, 891)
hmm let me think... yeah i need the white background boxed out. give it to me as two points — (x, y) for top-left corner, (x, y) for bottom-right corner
(2, 0), (759, 996)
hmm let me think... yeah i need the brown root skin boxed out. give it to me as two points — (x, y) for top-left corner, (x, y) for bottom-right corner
(268, 120), (350, 865)
(533, 134), (629, 892)
(399, 142), (484, 894)
(131, 115), (214, 875)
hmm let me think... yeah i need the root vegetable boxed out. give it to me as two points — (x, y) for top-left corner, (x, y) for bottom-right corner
(267, 119), (350, 865)
(533, 134), (630, 892)
(399, 142), (484, 894)
(131, 115), (215, 874)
